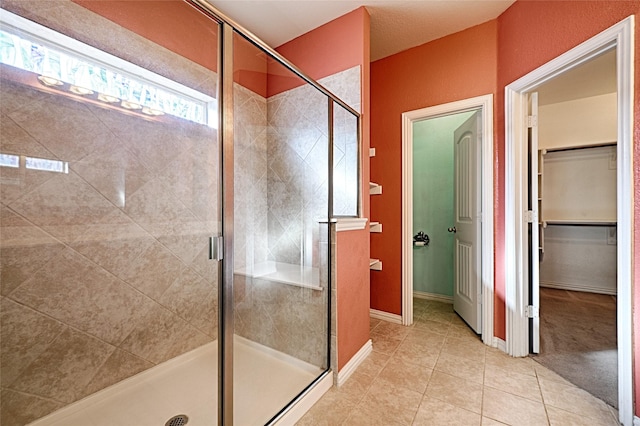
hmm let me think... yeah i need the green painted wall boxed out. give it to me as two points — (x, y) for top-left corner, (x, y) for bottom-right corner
(412, 112), (473, 297)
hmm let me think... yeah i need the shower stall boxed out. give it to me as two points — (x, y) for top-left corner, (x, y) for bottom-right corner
(0, 1), (360, 425)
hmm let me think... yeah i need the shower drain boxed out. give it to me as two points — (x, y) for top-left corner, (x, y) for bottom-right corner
(165, 414), (189, 426)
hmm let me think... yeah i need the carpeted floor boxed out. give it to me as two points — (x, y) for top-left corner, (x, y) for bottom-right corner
(532, 287), (617, 408)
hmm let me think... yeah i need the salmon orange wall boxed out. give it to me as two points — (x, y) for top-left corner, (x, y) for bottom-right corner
(496, 0), (640, 415)
(274, 7), (372, 370)
(369, 20), (498, 316)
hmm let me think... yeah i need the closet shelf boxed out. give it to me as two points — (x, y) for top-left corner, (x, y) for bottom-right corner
(370, 222), (382, 233)
(543, 219), (617, 227)
(369, 258), (382, 271)
(369, 182), (382, 195)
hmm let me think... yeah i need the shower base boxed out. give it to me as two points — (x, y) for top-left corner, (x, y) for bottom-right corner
(28, 336), (324, 426)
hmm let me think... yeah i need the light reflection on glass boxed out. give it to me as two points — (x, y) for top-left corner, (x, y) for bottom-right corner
(0, 153), (19, 168)
(25, 156), (68, 174)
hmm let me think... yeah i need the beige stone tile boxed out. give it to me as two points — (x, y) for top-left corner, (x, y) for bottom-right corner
(0, 78), (48, 116)
(413, 318), (451, 336)
(533, 362), (573, 385)
(354, 377), (422, 425)
(482, 387), (548, 426)
(0, 388), (63, 426)
(344, 406), (406, 425)
(434, 352), (485, 384)
(69, 210), (155, 278)
(80, 349), (153, 399)
(421, 310), (456, 324)
(448, 321), (481, 339)
(296, 387), (356, 426)
(335, 369), (375, 405)
(413, 396), (481, 425)
(486, 347), (537, 377)
(8, 91), (112, 162)
(484, 364), (543, 402)
(482, 417), (509, 425)
(441, 335), (486, 362)
(9, 172), (116, 244)
(118, 241), (186, 301)
(404, 327), (447, 345)
(371, 332), (403, 355)
(0, 297), (65, 387)
(159, 267), (214, 324)
(424, 371), (483, 414)
(372, 320), (412, 339)
(378, 357), (433, 394)
(394, 337), (441, 369)
(538, 376), (614, 423)
(11, 247), (154, 345)
(369, 318), (382, 331)
(546, 405), (618, 426)
(10, 328), (114, 403)
(0, 207), (65, 296)
(120, 304), (211, 364)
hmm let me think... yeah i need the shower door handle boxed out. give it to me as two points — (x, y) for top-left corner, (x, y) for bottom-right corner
(209, 236), (224, 260)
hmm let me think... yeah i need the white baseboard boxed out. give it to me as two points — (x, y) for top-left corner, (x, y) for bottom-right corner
(540, 280), (616, 296)
(274, 371), (333, 426)
(370, 309), (402, 324)
(494, 337), (506, 353)
(413, 290), (453, 304)
(337, 339), (372, 386)
(633, 415), (640, 426)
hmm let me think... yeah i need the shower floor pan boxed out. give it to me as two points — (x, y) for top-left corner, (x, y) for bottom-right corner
(28, 336), (323, 426)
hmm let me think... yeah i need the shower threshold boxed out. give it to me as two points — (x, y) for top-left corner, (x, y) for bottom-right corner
(28, 337), (324, 426)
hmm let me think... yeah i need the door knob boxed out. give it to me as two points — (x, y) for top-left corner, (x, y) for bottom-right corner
(448, 227), (457, 233)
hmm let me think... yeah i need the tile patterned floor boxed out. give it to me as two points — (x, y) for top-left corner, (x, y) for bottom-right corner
(297, 298), (619, 426)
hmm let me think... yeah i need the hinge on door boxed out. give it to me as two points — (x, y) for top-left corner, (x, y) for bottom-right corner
(525, 305), (539, 318)
(527, 115), (538, 128)
(524, 210), (537, 223)
(209, 236), (223, 260)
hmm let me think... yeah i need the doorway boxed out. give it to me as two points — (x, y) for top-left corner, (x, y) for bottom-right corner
(401, 95), (495, 347)
(504, 16), (634, 425)
(529, 49), (618, 408)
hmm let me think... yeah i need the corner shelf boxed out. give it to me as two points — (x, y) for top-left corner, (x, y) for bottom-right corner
(369, 182), (382, 195)
(369, 147), (382, 271)
(369, 258), (382, 271)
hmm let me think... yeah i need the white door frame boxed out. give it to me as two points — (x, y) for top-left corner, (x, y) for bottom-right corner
(401, 94), (495, 348)
(504, 16), (634, 425)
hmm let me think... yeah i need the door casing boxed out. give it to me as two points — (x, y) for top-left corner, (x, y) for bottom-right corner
(401, 94), (495, 348)
(504, 16), (634, 425)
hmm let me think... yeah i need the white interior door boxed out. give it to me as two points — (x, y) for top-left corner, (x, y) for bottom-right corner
(528, 92), (540, 353)
(453, 111), (482, 333)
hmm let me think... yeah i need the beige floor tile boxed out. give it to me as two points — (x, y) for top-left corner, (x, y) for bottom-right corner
(532, 362), (573, 385)
(394, 338), (441, 369)
(296, 387), (356, 426)
(484, 364), (542, 402)
(482, 417), (509, 425)
(537, 376), (614, 423)
(369, 318), (381, 332)
(352, 350), (390, 380)
(373, 321), (412, 339)
(482, 387), (548, 426)
(404, 328), (447, 345)
(334, 370), (375, 405)
(344, 406), (406, 426)
(441, 335), (486, 362)
(421, 311), (456, 324)
(413, 396), (481, 425)
(412, 319), (451, 336)
(378, 357), (433, 394)
(485, 348), (537, 377)
(424, 371), (483, 414)
(371, 332), (403, 355)
(546, 405), (618, 426)
(434, 352), (485, 384)
(354, 377), (422, 425)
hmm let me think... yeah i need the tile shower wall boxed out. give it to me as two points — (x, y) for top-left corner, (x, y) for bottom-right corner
(233, 67), (360, 367)
(0, 3), (219, 425)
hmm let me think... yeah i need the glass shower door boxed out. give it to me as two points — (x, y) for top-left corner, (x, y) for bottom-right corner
(0, 4), (222, 425)
(230, 31), (331, 424)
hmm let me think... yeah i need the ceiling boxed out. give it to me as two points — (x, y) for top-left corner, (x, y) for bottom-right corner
(205, 0), (616, 104)
(206, 0), (515, 61)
